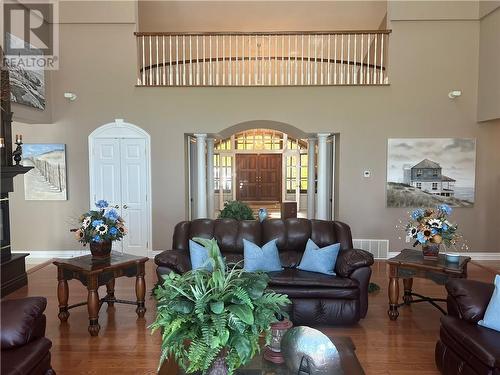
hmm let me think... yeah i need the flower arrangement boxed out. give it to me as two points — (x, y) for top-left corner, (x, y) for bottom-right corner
(74, 200), (127, 245)
(405, 204), (458, 248)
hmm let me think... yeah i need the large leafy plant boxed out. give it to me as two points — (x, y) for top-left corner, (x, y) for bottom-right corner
(218, 201), (255, 220)
(151, 238), (290, 374)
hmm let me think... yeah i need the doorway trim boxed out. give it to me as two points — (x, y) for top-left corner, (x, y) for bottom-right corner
(88, 118), (153, 253)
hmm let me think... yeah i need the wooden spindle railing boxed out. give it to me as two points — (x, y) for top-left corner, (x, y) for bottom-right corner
(134, 30), (391, 87)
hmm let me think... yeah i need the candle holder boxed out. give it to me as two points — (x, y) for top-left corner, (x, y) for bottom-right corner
(13, 138), (23, 166)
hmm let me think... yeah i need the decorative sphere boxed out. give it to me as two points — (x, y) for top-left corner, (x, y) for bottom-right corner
(280, 326), (343, 374)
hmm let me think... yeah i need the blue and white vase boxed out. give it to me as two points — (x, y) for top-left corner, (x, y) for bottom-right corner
(258, 208), (268, 222)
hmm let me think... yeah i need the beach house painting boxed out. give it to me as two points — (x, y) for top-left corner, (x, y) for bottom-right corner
(387, 138), (476, 207)
(22, 144), (67, 200)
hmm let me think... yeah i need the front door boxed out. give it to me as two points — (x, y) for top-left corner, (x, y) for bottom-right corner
(236, 154), (281, 202)
(91, 137), (149, 255)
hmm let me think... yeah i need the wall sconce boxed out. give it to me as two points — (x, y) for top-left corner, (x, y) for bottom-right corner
(64, 92), (78, 102)
(448, 90), (462, 99)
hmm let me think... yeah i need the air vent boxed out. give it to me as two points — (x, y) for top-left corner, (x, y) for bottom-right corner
(353, 239), (389, 259)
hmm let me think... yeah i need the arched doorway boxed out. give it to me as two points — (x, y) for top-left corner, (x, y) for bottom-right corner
(187, 121), (336, 221)
(88, 119), (152, 256)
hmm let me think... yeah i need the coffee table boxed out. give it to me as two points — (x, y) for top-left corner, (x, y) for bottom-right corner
(53, 251), (148, 336)
(159, 336), (364, 374)
(387, 249), (470, 321)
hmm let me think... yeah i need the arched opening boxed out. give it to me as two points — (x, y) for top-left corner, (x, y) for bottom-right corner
(187, 121), (336, 221)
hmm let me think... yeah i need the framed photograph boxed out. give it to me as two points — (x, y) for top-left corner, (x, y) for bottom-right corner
(7, 33), (46, 110)
(22, 144), (67, 200)
(387, 138), (476, 207)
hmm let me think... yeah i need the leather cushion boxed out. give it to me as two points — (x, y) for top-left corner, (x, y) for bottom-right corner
(268, 268), (359, 288)
(1, 337), (52, 375)
(1, 297), (47, 349)
(270, 286), (359, 299)
(440, 315), (500, 368)
(446, 279), (495, 323)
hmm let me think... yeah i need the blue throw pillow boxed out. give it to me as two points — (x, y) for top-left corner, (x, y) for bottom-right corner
(297, 239), (341, 275)
(189, 239), (213, 271)
(243, 239), (283, 272)
(478, 274), (500, 332)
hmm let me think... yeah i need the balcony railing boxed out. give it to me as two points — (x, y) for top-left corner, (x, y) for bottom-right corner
(135, 30), (391, 87)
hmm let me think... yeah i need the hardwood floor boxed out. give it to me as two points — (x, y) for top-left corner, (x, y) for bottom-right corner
(3, 259), (498, 374)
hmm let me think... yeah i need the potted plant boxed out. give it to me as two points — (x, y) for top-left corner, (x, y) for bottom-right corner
(403, 204), (460, 260)
(74, 200), (127, 259)
(151, 238), (290, 374)
(218, 201), (254, 220)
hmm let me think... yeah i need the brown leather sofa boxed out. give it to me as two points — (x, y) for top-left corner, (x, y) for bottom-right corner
(435, 279), (500, 375)
(154, 218), (374, 325)
(1, 297), (55, 375)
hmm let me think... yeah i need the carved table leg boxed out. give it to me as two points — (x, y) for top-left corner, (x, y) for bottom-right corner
(403, 278), (413, 305)
(106, 278), (116, 307)
(135, 263), (146, 318)
(388, 276), (400, 321)
(57, 269), (70, 322)
(87, 275), (100, 336)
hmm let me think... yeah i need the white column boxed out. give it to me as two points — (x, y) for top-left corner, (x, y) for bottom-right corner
(307, 137), (317, 219)
(316, 133), (330, 220)
(206, 137), (215, 219)
(194, 134), (208, 218)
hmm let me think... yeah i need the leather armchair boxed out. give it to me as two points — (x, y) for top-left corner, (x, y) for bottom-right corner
(155, 218), (374, 326)
(1, 297), (55, 375)
(435, 279), (500, 375)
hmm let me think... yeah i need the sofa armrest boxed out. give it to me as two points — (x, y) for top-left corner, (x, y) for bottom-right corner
(154, 249), (192, 275)
(335, 248), (374, 278)
(1, 297), (47, 350)
(445, 279), (494, 323)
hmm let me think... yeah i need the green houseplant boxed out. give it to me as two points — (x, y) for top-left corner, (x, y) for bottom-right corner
(218, 201), (254, 220)
(151, 238), (290, 374)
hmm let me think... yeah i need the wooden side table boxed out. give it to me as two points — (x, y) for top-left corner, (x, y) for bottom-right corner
(387, 249), (470, 321)
(53, 251), (149, 336)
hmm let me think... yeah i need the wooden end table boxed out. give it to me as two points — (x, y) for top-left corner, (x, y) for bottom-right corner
(53, 251), (149, 336)
(387, 249), (470, 321)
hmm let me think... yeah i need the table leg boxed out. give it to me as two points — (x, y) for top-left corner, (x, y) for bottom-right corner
(87, 276), (100, 336)
(403, 278), (413, 305)
(135, 263), (146, 318)
(388, 276), (400, 321)
(106, 278), (116, 307)
(57, 272), (70, 322)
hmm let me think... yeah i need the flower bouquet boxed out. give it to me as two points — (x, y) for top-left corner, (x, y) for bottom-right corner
(404, 204), (459, 260)
(74, 200), (127, 259)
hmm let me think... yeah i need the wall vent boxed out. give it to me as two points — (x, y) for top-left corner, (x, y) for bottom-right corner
(353, 239), (389, 259)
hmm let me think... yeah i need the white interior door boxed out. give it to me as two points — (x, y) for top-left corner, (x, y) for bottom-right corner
(120, 138), (148, 255)
(91, 137), (149, 255)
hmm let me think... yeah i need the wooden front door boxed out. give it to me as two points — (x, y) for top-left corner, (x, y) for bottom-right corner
(236, 154), (281, 202)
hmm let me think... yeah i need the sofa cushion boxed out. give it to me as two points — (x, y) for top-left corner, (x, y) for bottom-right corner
(1, 337), (52, 375)
(270, 285), (360, 299)
(1, 297), (47, 350)
(478, 275), (500, 332)
(297, 239), (340, 275)
(243, 239), (283, 272)
(268, 268), (359, 289)
(441, 315), (500, 368)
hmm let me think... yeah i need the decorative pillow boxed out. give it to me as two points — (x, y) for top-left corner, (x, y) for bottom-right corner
(478, 274), (500, 332)
(189, 239), (213, 271)
(297, 239), (341, 276)
(243, 239), (283, 272)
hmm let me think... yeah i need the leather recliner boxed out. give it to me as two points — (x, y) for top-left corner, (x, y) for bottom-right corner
(435, 278), (500, 375)
(154, 218), (374, 325)
(1, 297), (55, 375)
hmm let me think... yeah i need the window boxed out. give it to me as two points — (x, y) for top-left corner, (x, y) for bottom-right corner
(433, 169), (438, 177)
(286, 154), (310, 194)
(416, 182), (422, 189)
(416, 169), (422, 177)
(432, 182), (438, 190)
(235, 130), (282, 150)
(214, 155), (232, 192)
(215, 139), (231, 151)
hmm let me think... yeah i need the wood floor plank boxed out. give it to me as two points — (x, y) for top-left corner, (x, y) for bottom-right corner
(3, 259), (497, 374)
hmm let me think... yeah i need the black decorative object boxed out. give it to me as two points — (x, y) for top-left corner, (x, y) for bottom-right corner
(12, 137), (23, 165)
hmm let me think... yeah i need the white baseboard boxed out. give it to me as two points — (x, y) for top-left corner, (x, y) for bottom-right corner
(387, 251), (500, 260)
